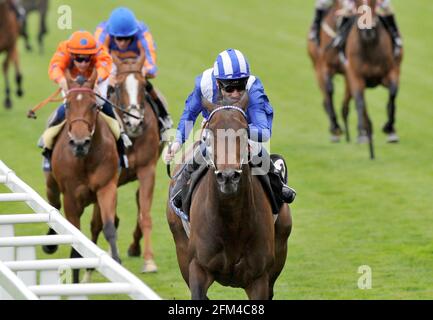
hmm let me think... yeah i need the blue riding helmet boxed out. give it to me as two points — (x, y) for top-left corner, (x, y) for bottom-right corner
(213, 48), (250, 80)
(107, 7), (139, 37)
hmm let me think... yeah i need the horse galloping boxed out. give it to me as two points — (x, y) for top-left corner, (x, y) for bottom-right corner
(0, 0), (24, 109)
(43, 69), (121, 282)
(344, 0), (403, 159)
(21, 0), (49, 54)
(91, 54), (163, 273)
(308, 1), (351, 143)
(166, 95), (292, 299)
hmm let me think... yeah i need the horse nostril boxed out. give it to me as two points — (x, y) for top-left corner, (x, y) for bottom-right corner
(233, 171), (241, 182)
(69, 139), (75, 147)
(216, 172), (224, 183)
(83, 138), (91, 146)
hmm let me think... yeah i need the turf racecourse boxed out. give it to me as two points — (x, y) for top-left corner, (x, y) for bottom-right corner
(1, 0), (433, 300)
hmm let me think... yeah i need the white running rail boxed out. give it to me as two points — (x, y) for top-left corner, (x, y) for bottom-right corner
(0, 160), (161, 300)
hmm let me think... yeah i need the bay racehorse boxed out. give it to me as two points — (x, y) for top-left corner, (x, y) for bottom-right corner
(344, 0), (403, 159)
(308, 1), (351, 142)
(90, 54), (163, 273)
(0, 0), (24, 109)
(166, 94), (292, 299)
(42, 69), (121, 282)
(21, 0), (49, 54)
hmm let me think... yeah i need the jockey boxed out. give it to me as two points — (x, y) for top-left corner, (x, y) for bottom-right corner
(40, 30), (131, 170)
(309, 0), (402, 55)
(95, 7), (173, 137)
(165, 49), (297, 210)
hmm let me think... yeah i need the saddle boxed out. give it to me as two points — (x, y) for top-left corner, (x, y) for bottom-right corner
(171, 154), (288, 221)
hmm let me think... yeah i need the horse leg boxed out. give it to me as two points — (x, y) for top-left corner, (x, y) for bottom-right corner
(11, 44), (23, 97)
(268, 204), (292, 300)
(136, 165), (157, 273)
(318, 68), (342, 141)
(245, 274), (270, 300)
(354, 89), (375, 159)
(2, 51), (12, 109)
(188, 259), (213, 300)
(97, 181), (121, 263)
(38, 9), (48, 54)
(342, 77), (352, 143)
(166, 203), (190, 285)
(63, 194), (84, 283)
(382, 74), (399, 143)
(42, 172), (61, 254)
(22, 14), (32, 51)
(127, 189), (142, 257)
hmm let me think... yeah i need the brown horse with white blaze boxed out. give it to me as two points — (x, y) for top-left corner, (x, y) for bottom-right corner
(0, 0), (24, 109)
(166, 95), (292, 299)
(91, 54), (163, 273)
(344, 0), (403, 159)
(43, 69), (120, 282)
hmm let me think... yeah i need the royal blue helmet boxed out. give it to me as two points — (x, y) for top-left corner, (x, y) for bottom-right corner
(213, 49), (250, 80)
(107, 7), (138, 37)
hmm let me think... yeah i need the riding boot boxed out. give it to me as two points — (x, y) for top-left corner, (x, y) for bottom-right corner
(333, 16), (353, 52)
(381, 15), (403, 56)
(101, 101), (132, 148)
(251, 147), (297, 204)
(9, 0), (26, 28)
(309, 8), (326, 45)
(145, 81), (173, 137)
(170, 145), (202, 209)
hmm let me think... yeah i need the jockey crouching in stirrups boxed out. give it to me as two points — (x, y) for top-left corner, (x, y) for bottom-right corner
(165, 49), (296, 212)
(95, 7), (173, 140)
(39, 30), (131, 171)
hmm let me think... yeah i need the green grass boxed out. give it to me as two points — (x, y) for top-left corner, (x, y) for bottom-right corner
(1, 0), (433, 300)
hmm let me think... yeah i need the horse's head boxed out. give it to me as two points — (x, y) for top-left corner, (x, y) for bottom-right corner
(355, 0), (379, 43)
(64, 69), (99, 157)
(112, 54), (146, 137)
(202, 93), (249, 195)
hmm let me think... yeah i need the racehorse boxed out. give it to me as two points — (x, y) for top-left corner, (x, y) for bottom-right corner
(90, 54), (163, 273)
(42, 69), (121, 282)
(21, 0), (48, 54)
(0, 0), (24, 109)
(344, 0), (403, 159)
(166, 94), (292, 299)
(308, 1), (351, 142)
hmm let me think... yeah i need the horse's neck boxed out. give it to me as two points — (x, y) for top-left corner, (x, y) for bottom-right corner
(209, 169), (255, 221)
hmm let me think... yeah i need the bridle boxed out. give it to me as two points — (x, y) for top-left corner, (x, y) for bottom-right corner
(201, 105), (249, 175)
(65, 87), (100, 139)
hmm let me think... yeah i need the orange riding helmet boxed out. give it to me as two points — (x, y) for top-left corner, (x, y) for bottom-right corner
(66, 31), (99, 55)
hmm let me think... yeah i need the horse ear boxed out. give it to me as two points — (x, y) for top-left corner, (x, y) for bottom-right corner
(201, 97), (219, 113)
(64, 69), (75, 88)
(87, 68), (98, 88)
(136, 51), (146, 69)
(236, 92), (249, 111)
(112, 54), (122, 67)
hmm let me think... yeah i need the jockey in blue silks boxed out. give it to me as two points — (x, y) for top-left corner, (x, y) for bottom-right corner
(165, 49), (296, 210)
(95, 7), (172, 136)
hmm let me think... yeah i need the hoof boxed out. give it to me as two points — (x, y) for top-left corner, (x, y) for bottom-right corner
(357, 135), (369, 144)
(141, 259), (158, 273)
(330, 134), (341, 143)
(127, 245), (141, 257)
(42, 244), (58, 254)
(387, 133), (399, 143)
(4, 99), (12, 109)
(16, 89), (24, 97)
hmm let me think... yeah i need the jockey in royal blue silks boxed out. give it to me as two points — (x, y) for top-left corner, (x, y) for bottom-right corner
(95, 7), (173, 136)
(165, 48), (296, 210)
